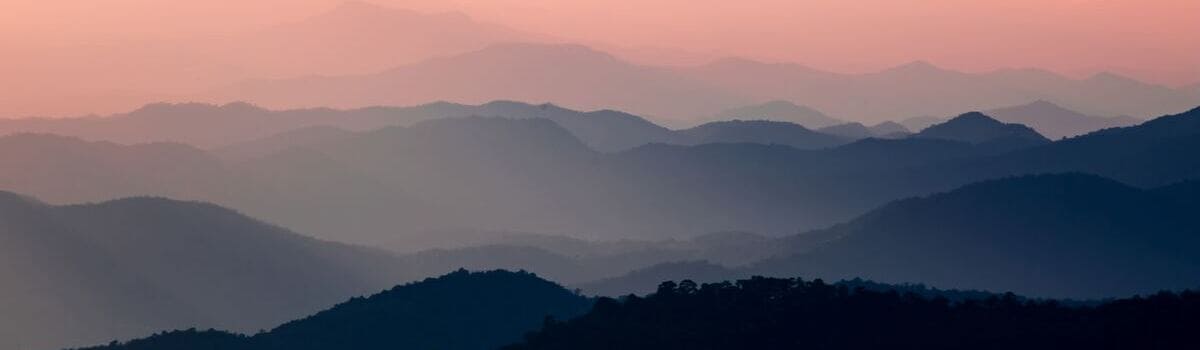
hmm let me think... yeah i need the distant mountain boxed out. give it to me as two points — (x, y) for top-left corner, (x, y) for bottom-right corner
(710, 101), (843, 129)
(224, 1), (545, 78)
(3, 2), (547, 117)
(753, 174), (1200, 299)
(506, 275), (1200, 350)
(681, 59), (1197, 123)
(673, 120), (850, 149)
(76, 270), (593, 350)
(211, 43), (750, 122)
(867, 121), (911, 138)
(4, 105), (1199, 247)
(817, 123), (873, 140)
(985, 100), (1142, 139)
(817, 121), (910, 140)
(912, 112), (1050, 152)
(0, 100), (673, 152)
(0, 192), (410, 350)
(202, 43), (1198, 123)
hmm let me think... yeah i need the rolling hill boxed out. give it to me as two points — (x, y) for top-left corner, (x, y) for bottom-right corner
(74, 270), (592, 350)
(0, 192), (411, 350)
(753, 173), (1200, 299)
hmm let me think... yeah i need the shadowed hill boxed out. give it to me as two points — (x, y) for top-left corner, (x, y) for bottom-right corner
(0, 192), (411, 350)
(753, 173), (1200, 299)
(913, 112), (1050, 152)
(74, 270), (593, 350)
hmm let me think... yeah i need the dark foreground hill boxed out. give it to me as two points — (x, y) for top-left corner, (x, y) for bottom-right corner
(76, 270), (592, 350)
(505, 276), (1200, 350)
(0, 192), (410, 350)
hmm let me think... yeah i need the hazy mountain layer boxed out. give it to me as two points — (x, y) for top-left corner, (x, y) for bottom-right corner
(0, 192), (410, 350)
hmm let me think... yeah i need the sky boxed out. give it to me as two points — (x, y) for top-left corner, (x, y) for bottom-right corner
(3, 0), (1197, 86)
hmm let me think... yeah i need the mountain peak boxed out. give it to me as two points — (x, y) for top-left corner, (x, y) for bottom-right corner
(946, 111), (1002, 125)
(914, 111), (1049, 149)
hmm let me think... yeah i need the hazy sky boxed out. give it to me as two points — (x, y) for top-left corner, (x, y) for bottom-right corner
(3, 0), (1197, 85)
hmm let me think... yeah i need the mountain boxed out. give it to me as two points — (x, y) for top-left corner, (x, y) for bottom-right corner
(816, 121), (910, 140)
(505, 275), (1200, 350)
(867, 121), (911, 138)
(211, 43), (750, 122)
(913, 112), (1050, 152)
(681, 59), (1197, 123)
(985, 100), (1142, 139)
(212, 125), (357, 162)
(2, 2), (547, 118)
(0, 192), (411, 350)
(222, 1), (544, 78)
(4, 105), (1199, 247)
(0, 133), (232, 203)
(75, 270), (593, 350)
(710, 101), (843, 129)
(673, 120), (850, 150)
(206, 43), (1196, 124)
(817, 122), (873, 140)
(753, 174), (1200, 299)
(966, 106), (1200, 187)
(0, 100), (674, 152)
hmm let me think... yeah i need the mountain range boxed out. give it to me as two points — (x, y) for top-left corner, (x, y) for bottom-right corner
(1, 106), (1197, 248)
(206, 43), (1198, 123)
(985, 100), (1141, 139)
(0, 192), (411, 350)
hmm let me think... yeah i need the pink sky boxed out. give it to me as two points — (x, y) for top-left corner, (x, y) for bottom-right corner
(2, 0), (1197, 85)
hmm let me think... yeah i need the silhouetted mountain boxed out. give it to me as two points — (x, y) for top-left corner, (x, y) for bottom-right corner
(506, 276), (1200, 350)
(867, 121), (911, 138)
(710, 100), (843, 129)
(0, 192), (410, 350)
(967, 106), (1200, 187)
(913, 112), (1050, 152)
(389, 231), (783, 285)
(753, 174), (1200, 299)
(75, 270), (592, 350)
(985, 100), (1142, 139)
(673, 120), (850, 149)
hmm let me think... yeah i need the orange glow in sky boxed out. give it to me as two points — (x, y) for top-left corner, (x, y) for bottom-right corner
(3, 0), (1197, 84)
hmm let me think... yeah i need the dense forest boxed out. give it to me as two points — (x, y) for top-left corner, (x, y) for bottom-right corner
(507, 277), (1200, 350)
(75, 270), (592, 350)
